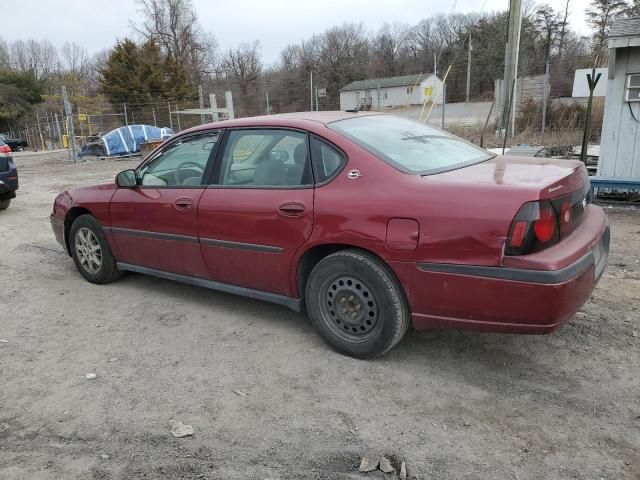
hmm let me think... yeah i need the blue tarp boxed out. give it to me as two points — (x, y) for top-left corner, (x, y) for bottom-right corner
(102, 125), (173, 156)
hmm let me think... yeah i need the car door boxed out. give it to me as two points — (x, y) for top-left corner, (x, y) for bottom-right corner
(197, 128), (314, 296)
(109, 131), (220, 278)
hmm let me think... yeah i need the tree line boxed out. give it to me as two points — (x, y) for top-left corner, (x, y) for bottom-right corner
(0, 0), (639, 131)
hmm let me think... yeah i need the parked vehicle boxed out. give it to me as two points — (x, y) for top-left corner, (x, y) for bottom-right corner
(50, 112), (609, 357)
(0, 134), (28, 151)
(0, 139), (18, 210)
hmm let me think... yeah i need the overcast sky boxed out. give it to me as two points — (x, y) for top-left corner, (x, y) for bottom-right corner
(4, 0), (591, 64)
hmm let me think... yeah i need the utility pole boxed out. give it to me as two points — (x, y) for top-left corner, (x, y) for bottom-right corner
(62, 86), (77, 163)
(466, 33), (472, 102)
(501, 0), (523, 136)
(167, 102), (173, 130)
(198, 84), (205, 124)
(433, 52), (437, 75)
(123, 103), (128, 126)
(266, 90), (270, 115)
(441, 84), (446, 129)
(152, 108), (157, 126)
(310, 71), (314, 111)
(377, 81), (381, 111)
(176, 104), (181, 131)
(315, 87), (319, 112)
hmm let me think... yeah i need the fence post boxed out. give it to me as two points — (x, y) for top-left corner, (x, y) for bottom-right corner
(266, 90), (270, 115)
(377, 81), (381, 111)
(54, 113), (62, 148)
(225, 91), (235, 119)
(152, 108), (157, 127)
(62, 86), (77, 163)
(441, 84), (446, 129)
(541, 62), (549, 134)
(198, 84), (205, 124)
(167, 102), (173, 130)
(123, 103), (128, 126)
(175, 104), (181, 130)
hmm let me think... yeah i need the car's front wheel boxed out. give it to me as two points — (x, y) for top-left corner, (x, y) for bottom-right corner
(0, 199), (10, 210)
(305, 249), (410, 358)
(70, 214), (122, 284)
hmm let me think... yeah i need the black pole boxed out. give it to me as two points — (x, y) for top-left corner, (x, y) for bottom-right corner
(580, 68), (601, 166)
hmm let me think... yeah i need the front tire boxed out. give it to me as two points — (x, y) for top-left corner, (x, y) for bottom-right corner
(0, 199), (10, 210)
(305, 249), (410, 358)
(69, 214), (122, 284)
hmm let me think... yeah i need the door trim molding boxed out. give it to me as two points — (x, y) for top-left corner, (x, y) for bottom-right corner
(106, 227), (199, 244)
(107, 226), (284, 253)
(117, 262), (302, 312)
(200, 237), (284, 253)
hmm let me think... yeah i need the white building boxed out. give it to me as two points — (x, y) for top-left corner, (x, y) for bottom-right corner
(339, 74), (444, 111)
(598, 17), (640, 179)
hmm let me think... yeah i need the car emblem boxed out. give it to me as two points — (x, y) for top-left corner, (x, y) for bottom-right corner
(347, 169), (361, 179)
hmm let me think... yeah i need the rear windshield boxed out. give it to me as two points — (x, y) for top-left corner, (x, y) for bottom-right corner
(328, 115), (493, 175)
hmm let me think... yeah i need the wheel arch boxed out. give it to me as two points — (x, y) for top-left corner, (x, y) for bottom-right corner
(64, 206), (93, 255)
(294, 243), (395, 299)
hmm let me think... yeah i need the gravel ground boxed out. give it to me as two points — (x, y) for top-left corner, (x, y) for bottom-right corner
(0, 150), (638, 480)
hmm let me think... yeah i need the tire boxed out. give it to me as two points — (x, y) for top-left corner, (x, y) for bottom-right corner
(0, 199), (10, 210)
(305, 249), (410, 358)
(69, 214), (122, 284)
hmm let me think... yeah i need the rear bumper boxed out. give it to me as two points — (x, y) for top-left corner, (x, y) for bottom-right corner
(0, 178), (17, 198)
(398, 209), (609, 334)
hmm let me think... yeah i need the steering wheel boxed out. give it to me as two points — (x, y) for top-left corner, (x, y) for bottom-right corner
(174, 161), (205, 185)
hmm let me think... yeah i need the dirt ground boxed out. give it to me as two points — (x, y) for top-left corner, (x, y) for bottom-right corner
(0, 150), (638, 480)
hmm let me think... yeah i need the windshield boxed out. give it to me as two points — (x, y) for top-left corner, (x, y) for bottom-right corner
(328, 115), (493, 175)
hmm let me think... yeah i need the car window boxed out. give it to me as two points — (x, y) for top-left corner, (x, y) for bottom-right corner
(328, 115), (493, 175)
(310, 137), (346, 182)
(139, 133), (218, 187)
(219, 129), (311, 187)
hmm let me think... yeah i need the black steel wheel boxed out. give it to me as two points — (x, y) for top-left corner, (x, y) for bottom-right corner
(305, 249), (410, 358)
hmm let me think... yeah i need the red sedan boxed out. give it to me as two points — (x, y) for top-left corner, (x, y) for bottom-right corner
(50, 112), (609, 357)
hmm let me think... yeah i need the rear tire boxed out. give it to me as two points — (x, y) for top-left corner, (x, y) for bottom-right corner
(305, 249), (410, 358)
(69, 214), (122, 284)
(0, 199), (10, 210)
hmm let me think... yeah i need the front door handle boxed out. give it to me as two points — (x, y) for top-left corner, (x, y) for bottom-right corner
(278, 202), (306, 217)
(174, 197), (194, 211)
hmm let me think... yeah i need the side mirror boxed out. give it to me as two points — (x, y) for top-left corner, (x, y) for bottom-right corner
(116, 169), (138, 188)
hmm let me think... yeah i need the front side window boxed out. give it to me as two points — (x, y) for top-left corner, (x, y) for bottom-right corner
(139, 132), (218, 186)
(219, 129), (311, 187)
(328, 115), (493, 175)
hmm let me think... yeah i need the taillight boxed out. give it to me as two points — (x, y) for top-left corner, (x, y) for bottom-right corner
(533, 205), (556, 242)
(506, 187), (589, 256)
(0, 144), (11, 154)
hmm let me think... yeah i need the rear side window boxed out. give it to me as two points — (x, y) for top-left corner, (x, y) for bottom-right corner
(310, 137), (346, 183)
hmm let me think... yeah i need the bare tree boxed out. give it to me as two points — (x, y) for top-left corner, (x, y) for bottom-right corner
(61, 42), (88, 75)
(370, 23), (412, 77)
(535, 5), (561, 63)
(0, 37), (9, 68)
(222, 41), (262, 96)
(557, 0), (571, 57)
(134, 0), (217, 83)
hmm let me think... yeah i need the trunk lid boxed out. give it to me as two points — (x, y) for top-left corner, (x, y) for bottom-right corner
(422, 155), (589, 200)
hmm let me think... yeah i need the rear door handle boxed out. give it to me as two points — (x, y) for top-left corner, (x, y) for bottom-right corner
(278, 202), (306, 217)
(174, 197), (194, 211)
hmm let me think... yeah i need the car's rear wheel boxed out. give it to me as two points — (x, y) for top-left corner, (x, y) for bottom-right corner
(0, 199), (10, 210)
(70, 214), (122, 284)
(305, 249), (410, 358)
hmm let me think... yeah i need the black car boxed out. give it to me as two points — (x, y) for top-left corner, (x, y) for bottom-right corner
(0, 140), (18, 210)
(0, 133), (28, 151)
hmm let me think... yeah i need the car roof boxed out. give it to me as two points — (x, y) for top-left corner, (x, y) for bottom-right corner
(182, 110), (383, 135)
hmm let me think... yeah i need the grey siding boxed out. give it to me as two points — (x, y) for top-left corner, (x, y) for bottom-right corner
(598, 46), (640, 178)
